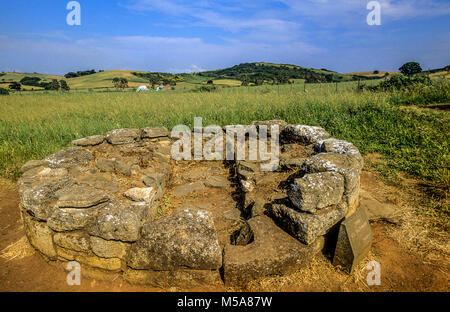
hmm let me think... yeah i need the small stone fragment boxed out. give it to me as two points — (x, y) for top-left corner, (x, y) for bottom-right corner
(72, 135), (105, 147)
(123, 187), (156, 203)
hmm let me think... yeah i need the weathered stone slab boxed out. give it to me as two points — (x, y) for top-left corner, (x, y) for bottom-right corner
(128, 209), (222, 270)
(72, 135), (105, 147)
(45, 147), (94, 168)
(141, 127), (169, 139)
(282, 125), (330, 144)
(88, 202), (141, 242)
(56, 185), (109, 208)
(288, 172), (345, 213)
(172, 182), (206, 197)
(333, 207), (372, 273)
(315, 138), (363, 167)
(77, 172), (121, 193)
(19, 179), (72, 220)
(47, 208), (96, 232)
(115, 157), (140, 176)
(270, 203), (347, 245)
(223, 215), (323, 287)
(56, 246), (122, 271)
(204, 176), (230, 188)
(96, 158), (115, 172)
(106, 128), (141, 145)
(22, 212), (56, 259)
(20, 160), (50, 173)
(53, 232), (91, 252)
(90, 236), (129, 259)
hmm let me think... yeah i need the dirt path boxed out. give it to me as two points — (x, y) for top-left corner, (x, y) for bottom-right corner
(0, 169), (448, 292)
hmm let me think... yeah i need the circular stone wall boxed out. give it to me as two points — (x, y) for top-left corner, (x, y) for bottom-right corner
(18, 121), (363, 288)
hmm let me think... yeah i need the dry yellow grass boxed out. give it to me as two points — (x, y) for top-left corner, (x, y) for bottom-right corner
(0, 236), (35, 261)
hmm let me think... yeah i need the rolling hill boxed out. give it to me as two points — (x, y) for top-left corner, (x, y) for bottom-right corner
(1, 62), (448, 91)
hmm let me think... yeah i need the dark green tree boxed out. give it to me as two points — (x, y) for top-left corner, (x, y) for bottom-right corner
(60, 80), (70, 92)
(399, 62), (422, 76)
(241, 74), (249, 86)
(113, 77), (128, 89)
(8, 82), (21, 91)
(49, 79), (60, 91)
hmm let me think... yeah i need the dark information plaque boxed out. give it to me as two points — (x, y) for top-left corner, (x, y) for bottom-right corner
(333, 207), (372, 273)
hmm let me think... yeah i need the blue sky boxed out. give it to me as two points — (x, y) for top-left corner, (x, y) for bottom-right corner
(0, 0), (449, 74)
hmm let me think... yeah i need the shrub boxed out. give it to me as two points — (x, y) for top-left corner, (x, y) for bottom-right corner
(0, 87), (9, 95)
(20, 76), (42, 86)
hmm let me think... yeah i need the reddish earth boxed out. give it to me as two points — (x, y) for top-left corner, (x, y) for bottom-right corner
(0, 168), (448, 292)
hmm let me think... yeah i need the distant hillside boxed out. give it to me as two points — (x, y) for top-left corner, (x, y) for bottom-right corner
(66, 70), (149, 90)
(189, 62), (355, 83)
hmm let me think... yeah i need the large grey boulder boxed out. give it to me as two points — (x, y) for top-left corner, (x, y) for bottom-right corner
(282, 125), (330, 144)
(106, 128), (141, 145)
(302, 153), (361, 207)
(270, 203), (347, 245)
(45, 147), (94, 168)
(288, 172), (345, 213)
(128, 209), (222, 271)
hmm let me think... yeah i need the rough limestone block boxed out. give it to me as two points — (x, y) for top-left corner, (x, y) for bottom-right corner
(88, 202), (141, 242)
(288, 172), (345, 213)
(282, 124), (330, 144)
(106, 128), (141, 145)
(128, 209), (222, 271)
(45, 147), (94, 168)
(53, 232), (91, 252)
(270, 203), (348, 245)
(141, 127), (169, 139)
(90, 236), (129, 259)
(314, 138), (363, 167)
(22, 212), (57, 259)
(72, 135), (105, 147)
(223, 216), (324, 287)
(56, 184), (110, 208)
(48, 208), (96, 232)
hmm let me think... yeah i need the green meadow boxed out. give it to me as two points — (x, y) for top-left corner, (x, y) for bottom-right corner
(0, 80), (448, 219)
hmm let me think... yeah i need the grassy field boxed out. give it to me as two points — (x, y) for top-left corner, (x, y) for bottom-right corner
(0, 79), (448, 220)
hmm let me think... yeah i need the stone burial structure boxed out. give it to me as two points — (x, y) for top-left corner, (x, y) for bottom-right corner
(18, 120), (370, 288)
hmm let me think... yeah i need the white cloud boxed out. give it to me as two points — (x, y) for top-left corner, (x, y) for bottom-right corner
(279, 0), (450, 23)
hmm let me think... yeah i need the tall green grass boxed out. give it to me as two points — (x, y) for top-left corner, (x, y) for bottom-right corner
(0, 85), (448, 216)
